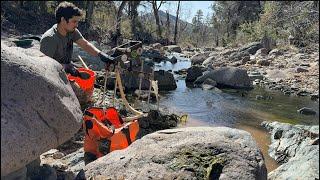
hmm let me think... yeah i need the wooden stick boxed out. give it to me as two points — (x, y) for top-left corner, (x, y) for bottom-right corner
(78, 55), (89, 69)
(115, 66), (143, 115)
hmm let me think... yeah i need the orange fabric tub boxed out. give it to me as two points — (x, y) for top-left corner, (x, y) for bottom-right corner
(83, 107), (140, 158)
(67, 67), (96, 97)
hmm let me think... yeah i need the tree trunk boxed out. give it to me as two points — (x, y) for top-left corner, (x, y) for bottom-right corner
(85, 1), (94, 30)
(173, 1), (180, 44)
(166, 10), (170, 45)
(129, 1), (140, 40)
(152, 0), (162, 39)
(114, 1), (127, 46)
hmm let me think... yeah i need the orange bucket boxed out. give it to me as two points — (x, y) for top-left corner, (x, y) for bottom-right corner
(67, 67), (96, 97)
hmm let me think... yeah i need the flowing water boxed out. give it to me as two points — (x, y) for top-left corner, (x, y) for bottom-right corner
(153, 53), (319, 173)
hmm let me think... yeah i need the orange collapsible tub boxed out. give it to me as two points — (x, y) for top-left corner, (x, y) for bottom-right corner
(83, 107), (140, 158)
(67, 67), (96, 97)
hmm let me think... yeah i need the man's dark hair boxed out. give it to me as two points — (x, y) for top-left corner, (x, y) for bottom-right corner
(55, 1), (83, 23)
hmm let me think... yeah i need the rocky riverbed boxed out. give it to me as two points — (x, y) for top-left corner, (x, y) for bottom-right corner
(1, 33), (319, 179)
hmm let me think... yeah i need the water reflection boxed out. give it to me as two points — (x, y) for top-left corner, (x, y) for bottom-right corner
(153, 53), (319, 172)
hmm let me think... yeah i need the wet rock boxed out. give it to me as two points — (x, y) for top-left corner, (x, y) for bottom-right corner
(297, 107), (317, 115)
(185, 66), (204, 82)
(84, 127), (267, 180)
(296, 89), (311, 96)
(154, 70), (177, 91)
(261, 121), (319, 180)
(255, 95), (272, 100)
(169, 56), (177, 64)
(310, 93), (319, 101)
(137, 110), (179, 138)
(1, 41), (82, 176)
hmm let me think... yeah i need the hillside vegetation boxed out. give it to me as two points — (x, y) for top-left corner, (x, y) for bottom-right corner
(1, 1), (319, 49)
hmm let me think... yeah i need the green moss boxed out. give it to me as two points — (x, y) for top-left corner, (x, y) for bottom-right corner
(168, 148), (227, 179)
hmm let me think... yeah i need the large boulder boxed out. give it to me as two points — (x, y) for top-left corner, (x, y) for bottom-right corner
(154, 70), (177, 91)
(261, 121), (319, 180)
(190, 52), (211, 65)
(121, 64), (153, 91)
(194, 67), (253, 89)
(84, 127), (267, 179)
(1, 41), (83, 176)
(185, 66), (204, 82)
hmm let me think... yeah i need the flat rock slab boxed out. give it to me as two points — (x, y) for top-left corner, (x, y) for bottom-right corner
(84, 127), (267, 180)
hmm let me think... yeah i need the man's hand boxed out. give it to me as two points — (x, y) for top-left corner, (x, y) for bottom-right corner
(65, 65), (80, 77)
(99, 51), (115, 65)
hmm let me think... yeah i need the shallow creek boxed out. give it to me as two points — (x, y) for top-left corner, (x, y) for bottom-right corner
(152, 53), (319, 172)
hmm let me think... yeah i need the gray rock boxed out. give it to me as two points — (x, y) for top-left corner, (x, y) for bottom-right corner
(169, 56), (177, 64)
(296, 89), (311, 96)
(203, 78), (217, 87)
(142, 49), (165, 62)
(295, 67), (309, 73)
(255, 48), (268, 57)
(1, 41), (82, 176)
(268, 49), (283, 57)
(121, 64), (153, 91)
(185, 66), (204, 82)
(261, 121), (319, 180)
(151, 43), (163, 50)
(256, 59), (270, 66)
(297, 107), (317, 115)
(84, 127), (267, 180)
(238, 42), (263, 55)
(194, 67), (253, 89)
(190, 52), (211, 65)
(164, 45), (182, 53)
(249, 73), (264, 81)
(202, 56), (215, 67)
(154, 70), (177, 91)
(229, 51), (250, 62)
(310, 93), (319, 101)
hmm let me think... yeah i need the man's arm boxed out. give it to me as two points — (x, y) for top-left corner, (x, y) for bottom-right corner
(75, 38), (101, 57)
(75, 38), (116, 65)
